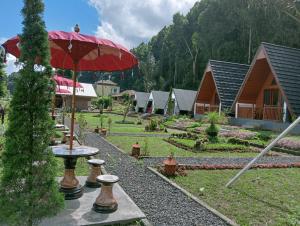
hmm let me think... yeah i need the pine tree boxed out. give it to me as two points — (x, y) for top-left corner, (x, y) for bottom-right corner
(0, 0), (64, 225)
(0, 49), (7, 98)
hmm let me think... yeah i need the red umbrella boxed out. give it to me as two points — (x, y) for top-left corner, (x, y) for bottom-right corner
(3, 26), (138, 150)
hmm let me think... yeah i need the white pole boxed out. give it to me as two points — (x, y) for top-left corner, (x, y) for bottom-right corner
(219, 102), (222, 116)
(226, 116), (300, 188)
(283, 102), (287, 123)
(235, 103), (238, 118)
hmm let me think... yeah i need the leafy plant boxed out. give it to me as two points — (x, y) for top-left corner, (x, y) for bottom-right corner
(99, 114), (104, 129)
(107, 117), (112, 133)
(78, 113), (87, 143)
(142, 138), (150, 156)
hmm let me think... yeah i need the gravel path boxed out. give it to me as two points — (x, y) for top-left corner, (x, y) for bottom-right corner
(142, 156), (300, 167)
(84, 133), (229, 226)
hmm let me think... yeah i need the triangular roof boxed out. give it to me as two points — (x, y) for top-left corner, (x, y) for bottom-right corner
(173, 88), (197, 112)
(151, 91), (169, 109)
(235, 42), (300, 116)
(135, 92), (150, 108)
(196, 60), (249, 110)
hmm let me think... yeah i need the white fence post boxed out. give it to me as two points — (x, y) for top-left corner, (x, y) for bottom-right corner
(226, 116), (300, 188)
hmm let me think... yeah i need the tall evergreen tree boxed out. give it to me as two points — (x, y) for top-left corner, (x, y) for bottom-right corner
(0, 0), (64, 225)
(0, 47), (7, 98)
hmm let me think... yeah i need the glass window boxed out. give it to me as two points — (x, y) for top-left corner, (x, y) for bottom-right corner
(264, 89), (279, 106)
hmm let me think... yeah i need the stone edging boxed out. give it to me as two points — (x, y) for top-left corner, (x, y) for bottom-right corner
(147, 167), (239, 226)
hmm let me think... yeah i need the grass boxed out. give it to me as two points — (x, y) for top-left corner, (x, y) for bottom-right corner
(172, 168), (300, 226)
(107, 136), (258, 158)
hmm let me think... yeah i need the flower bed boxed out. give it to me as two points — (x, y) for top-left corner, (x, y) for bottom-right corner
(178, 162), (300, 170)
(167, 138), (249, 152)
(277, 137), (300, 151)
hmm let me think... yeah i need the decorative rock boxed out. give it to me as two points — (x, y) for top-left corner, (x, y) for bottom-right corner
(85, 159), (105, 188)
(93, 175), (119, 213)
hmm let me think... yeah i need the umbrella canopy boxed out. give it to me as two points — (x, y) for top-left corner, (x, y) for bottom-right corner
(53, 74), (82, 88)
(2, 28), (138, 151)
(3, 31), (138, 71)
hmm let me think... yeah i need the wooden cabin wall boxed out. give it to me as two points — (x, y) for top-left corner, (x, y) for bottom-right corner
(196, 72), (219, 105)
(256, 71), (282, 108)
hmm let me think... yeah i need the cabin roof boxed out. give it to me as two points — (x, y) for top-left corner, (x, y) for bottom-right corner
(262, 42), (300, 116)
(151, 91), (169, 110)
(209, 60), (249, 109)
(135, 92), (150, 108)
(173, 88), (197, 112)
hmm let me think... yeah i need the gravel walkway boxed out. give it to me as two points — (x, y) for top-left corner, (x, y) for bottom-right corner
(84, 133), (228, 226)
(142, 156), (300, 167)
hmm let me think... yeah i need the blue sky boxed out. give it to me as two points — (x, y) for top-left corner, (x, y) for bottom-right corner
(0, 0), (99, 39)
(1, 0), (198, 74)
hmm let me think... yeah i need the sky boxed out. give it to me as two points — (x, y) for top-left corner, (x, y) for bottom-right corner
(0, 0), (198, 74)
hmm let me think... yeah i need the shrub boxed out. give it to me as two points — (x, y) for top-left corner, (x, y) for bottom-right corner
(148, 119), (158, 131)
(142, 138), (150, 156)
(205, 123), (219, 139)
(227, 137), (250, 146)
(256, 132), (272, 141)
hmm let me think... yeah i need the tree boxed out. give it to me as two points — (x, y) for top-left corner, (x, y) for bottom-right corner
(122, 93), (132, 123)
(0, 0), (64, 225)
(0, 48), (7, 98)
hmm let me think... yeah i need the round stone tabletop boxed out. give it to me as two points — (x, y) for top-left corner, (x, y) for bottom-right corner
(52, 145), (99, 158)
(88, 159), (105, 165)
(55, 124), (65, 128)
(97, 175), (119, 184)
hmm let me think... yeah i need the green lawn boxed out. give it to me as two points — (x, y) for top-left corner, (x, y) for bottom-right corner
(107, 136), (258, 158)
(172, 168), (300, 226)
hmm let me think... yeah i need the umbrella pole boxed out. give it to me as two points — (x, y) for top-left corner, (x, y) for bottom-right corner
(69, 62), (78, 150)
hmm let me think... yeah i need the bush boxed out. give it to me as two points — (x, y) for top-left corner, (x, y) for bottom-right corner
(205, 124), (219, 138)
(256, 132), (272, 141)
(227, 137), (250, 146)
(148, 119), (158, 131)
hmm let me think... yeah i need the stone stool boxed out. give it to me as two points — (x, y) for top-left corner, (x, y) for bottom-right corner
(85, 159), (105, 188)
(61, 130), (70, 144)
(93, 175), (119, 213)
(65, 134), (71, 145)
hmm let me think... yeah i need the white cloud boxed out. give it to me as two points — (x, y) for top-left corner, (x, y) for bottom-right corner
(1, 38), (20, 75)
(88, 0), (198, 48)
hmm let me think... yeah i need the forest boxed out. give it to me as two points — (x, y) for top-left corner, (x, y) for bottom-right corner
(111, 0), (300, 92)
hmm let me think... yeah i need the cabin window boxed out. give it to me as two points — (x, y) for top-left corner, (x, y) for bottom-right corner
(271, 78), (277, 86)
(263, 89), (279, 106)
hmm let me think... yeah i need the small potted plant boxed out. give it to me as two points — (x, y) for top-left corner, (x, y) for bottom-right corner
(163, 153), (177, 176)
(131, 142), (140, 158)
(94, 126), (99, 133)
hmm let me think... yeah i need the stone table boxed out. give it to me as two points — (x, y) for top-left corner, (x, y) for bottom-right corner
(52, 145), (99, 200)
